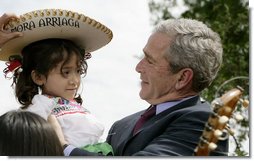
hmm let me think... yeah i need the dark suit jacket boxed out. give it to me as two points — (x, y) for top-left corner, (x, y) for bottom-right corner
(70, 96), (228, 156)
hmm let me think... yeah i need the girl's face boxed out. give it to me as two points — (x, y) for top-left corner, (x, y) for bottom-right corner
(41, 53), (81, 100)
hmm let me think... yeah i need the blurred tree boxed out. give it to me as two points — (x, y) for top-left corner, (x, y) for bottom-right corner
(148, 0), (249, 156)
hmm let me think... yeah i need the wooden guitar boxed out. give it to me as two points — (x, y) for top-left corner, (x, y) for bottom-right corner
(194, 86), (249, 156)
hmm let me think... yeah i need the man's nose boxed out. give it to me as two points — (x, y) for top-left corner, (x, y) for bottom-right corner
(135, 58), (145, 73)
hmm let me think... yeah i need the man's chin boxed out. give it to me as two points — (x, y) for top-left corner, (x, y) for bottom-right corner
(139, 91), (148, 100)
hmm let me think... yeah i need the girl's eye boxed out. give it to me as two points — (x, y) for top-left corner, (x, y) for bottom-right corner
(62, 70), (70, 77)
(77, 69), (84, 75)
(77, 69), (81, 74)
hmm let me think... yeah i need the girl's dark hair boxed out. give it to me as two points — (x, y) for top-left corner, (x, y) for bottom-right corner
(15, 38), (87, 108)
(0, 110), (63, 156)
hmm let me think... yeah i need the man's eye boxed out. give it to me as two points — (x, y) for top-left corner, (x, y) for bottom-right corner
(145, 58), (153, 64)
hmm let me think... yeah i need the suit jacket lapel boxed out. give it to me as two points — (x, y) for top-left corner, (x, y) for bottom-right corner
(119, 96), (201, 155)
(116, 111), (144, 155)
(118, 105), (154, 154)
(122, 96), (200, 154)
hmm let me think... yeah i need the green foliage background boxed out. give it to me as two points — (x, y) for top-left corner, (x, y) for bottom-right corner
(148, 0), (249, 156)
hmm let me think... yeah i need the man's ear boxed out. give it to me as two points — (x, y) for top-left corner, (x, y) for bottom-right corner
(175, 68), (193, 90)
(31, 70), (46, 86)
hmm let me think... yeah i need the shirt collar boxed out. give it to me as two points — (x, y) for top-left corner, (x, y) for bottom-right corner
(156, 95), (197, 115)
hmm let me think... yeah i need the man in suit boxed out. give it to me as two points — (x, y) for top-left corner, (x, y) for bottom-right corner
(50, 18), (228, 156)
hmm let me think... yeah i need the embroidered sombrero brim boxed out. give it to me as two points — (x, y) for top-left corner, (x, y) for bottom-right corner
(0, 9), (113, 61)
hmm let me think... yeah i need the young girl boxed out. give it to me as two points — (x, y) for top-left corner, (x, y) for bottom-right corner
(5, 38), (113, 155)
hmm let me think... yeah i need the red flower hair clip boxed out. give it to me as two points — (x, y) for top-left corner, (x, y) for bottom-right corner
(3, 55), (23, 79)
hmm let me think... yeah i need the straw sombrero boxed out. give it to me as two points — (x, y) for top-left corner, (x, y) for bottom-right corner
(0, 9), (113, 61)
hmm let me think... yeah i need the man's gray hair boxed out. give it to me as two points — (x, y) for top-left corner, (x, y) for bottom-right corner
(153, 18), (223, 92)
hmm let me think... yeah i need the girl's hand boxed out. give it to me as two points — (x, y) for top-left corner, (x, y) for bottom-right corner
(48, 115), (68, 146)
(0, 13), (23, 48)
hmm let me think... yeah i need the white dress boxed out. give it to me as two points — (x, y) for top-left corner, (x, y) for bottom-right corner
(24, 94), (104, 148)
